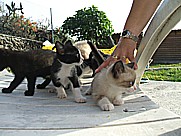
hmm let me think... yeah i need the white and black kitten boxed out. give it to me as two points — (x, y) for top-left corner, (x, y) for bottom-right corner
(51, 40), (87, 103)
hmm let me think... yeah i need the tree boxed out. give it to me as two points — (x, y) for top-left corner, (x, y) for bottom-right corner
(61, 5), (114, 48)
(0, 1), (52, 42)
(0, 1), (40, 39)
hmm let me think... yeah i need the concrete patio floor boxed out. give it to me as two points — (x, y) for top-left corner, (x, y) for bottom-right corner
(0, 70), (181, 136)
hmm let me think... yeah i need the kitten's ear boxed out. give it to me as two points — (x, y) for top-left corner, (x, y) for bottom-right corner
(87, 41), (105, 64)
(64, 40), (74, 51)
(127, 62), (135, 69)
(55, 41), (64, 54)
(112, 60), (125, 79)
(65, 40), (73, 47)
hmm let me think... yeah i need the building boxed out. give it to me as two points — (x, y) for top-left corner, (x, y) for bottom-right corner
(112, 30), (181, 64)
(152, 29), (181, 64)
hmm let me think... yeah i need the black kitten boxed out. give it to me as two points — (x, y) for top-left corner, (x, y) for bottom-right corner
(0, 48), (56, 96)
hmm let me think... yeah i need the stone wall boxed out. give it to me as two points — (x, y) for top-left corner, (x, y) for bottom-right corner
(0, 33), (43, 51)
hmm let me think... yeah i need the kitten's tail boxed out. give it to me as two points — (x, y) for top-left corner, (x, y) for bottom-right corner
(87, 41), (105, 65)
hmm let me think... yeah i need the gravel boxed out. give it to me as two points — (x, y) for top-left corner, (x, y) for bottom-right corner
(139, 80), (181, 116)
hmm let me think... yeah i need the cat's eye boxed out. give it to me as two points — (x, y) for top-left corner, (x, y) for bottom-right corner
(76, 53), (80, 58)
(129, 81), (135, 86)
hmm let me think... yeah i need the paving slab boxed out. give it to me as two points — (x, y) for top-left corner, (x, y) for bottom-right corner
(140, 80), (181, 116)
(0, 70), (180, 136)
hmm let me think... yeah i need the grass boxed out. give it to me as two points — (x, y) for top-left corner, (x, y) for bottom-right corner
(142, 63), (181, 82)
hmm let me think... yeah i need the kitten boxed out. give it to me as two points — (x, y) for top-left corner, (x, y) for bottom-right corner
(51, 40), (87, 103)
(86, 41), (109, 76)
(74, 40), (103, 77)
(85, 42), (136, 111)
(74, 40), (92, 60)
(0, 48), (56, 96)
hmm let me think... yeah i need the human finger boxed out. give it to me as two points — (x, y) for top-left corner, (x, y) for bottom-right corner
(126, 51), (138, 70)
(134, 62), (138, 70)
(95, 55), (119, 73)
(120, 55), (127, 63)
(95, 57), (112, 73)
(127, 56), (138, 70)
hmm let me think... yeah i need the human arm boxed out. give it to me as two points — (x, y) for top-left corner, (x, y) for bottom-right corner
(96, 0), (162, 73)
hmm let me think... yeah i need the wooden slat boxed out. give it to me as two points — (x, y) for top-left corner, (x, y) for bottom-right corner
(151, 30), (181, 64)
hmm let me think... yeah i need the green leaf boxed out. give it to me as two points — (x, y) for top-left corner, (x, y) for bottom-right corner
(61, 5), (114, 48)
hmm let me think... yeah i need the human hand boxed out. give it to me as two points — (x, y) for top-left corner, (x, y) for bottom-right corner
(95, 38), (138, 73)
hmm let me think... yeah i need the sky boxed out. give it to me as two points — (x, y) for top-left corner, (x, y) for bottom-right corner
(1, 0), (181, 33)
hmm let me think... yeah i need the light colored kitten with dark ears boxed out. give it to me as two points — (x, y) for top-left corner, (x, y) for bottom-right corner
(85, 61), (136, 111)
(85, 42), (136, 111)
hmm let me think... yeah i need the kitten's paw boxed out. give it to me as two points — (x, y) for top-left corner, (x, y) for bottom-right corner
(36, 84), (46, 89)
(2, 88), (13, 93)
(75, 96), (86, 103)
(113, 99), (124, 106)
(57, 93), (67, 99)
(84, 90), (92, 95)
(100, 103), (114, 111)
(48, 88), (57, 93)
(73, 88), (86, 103)
(24, 90), (34, 96)
(98, 97), (114, 111)
(84, 87), (92, 95)
(128, 88), (135, 93)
